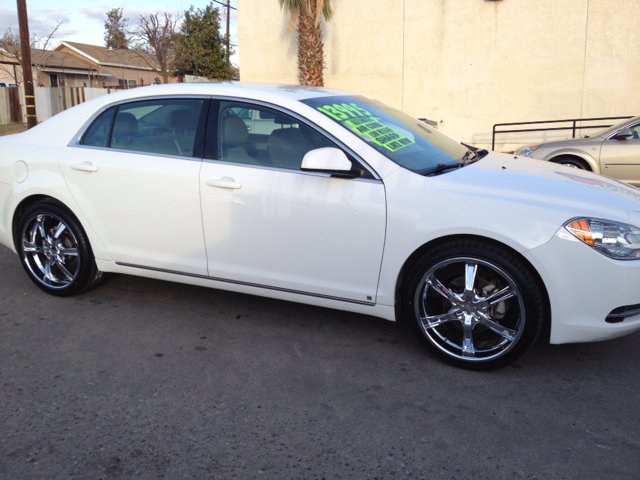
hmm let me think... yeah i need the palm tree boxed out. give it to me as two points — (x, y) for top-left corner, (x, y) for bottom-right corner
(278, 0), (333, 86)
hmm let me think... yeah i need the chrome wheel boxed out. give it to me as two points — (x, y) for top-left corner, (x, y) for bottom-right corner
(21, 213), (80, 289)
(414, 257), (526, 363)
(560, 162), (582, 169)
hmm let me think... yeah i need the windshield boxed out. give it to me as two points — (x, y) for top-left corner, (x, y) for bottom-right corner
(301, 95), (469, 174)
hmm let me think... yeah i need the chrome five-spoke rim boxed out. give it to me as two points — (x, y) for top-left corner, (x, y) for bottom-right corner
(22, 213), (80, 289)
(414, 257), (525, 361)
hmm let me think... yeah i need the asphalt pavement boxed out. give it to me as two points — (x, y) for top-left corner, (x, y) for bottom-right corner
(1, 244), (639, 479)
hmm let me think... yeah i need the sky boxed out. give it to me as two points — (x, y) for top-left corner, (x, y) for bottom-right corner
(0, 0), (240, 66)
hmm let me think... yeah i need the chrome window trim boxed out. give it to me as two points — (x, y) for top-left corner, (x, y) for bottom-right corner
(116, 262), (375, 306)
(201, 157), (382, 183)
(67, 94), (383, 181)
(67, 94), (211, 148)
(605, 122), (640, 141)
(213, 95), (382, 181)
(69, 144), (204, 163)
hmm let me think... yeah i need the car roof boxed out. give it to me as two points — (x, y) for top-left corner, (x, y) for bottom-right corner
(102, 82), (358, 103)
(10, 82), (363, 146)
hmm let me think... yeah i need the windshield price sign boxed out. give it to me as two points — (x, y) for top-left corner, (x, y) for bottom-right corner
(316, 103), (415, 152)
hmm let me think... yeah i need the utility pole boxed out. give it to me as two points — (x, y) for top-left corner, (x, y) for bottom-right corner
(226, 0), (230, 64)
(17, 0), (36, 129)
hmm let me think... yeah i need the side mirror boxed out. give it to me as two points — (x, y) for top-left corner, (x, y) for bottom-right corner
(613, 127), (634, 140)
(301, 147), (361, 177)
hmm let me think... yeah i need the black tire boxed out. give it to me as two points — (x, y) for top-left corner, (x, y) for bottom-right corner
(403, 239), (545, 370)
(17, 202), (102, 296)
(551, 156), (589, 170)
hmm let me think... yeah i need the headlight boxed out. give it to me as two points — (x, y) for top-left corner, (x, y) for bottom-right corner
(516, 145), (540, 157)
(565, 218), (640, 260)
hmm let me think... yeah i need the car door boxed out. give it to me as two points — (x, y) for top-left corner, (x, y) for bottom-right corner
(58, 97), (209, 275)
(199, 99), (387, 304)
(600, 122), (640, 186)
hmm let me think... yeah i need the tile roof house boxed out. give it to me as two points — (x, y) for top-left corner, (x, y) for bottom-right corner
(55, 41), (176, 87)
(0, 47), (105, 87)
(1, 41), (176, 88)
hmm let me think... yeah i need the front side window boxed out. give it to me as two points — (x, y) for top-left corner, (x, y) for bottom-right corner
(217, 101), (335, 170)
(108, 98), (204, 157)
(301, 95), (469, 174)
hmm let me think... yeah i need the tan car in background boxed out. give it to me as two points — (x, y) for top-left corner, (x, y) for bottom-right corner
(516, 116), (640, 186)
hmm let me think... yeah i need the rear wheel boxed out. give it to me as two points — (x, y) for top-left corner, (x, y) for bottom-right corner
(18, 202), (102, 296)
(403, 240), (545, 370)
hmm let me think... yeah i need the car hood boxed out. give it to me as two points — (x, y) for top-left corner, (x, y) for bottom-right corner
(515, 136), (601, 153)
(460, 153), (640, 219)
(383, 152), (640, 252)
(461, 154), (640, 219)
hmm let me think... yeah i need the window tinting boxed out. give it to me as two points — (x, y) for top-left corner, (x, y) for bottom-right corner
(81, 106), (116, 147)
(218, 101), (335, 170)
(110, 99), (204, 157)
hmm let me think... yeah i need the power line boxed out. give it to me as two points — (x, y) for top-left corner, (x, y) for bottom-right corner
(210, 0), (237, 11)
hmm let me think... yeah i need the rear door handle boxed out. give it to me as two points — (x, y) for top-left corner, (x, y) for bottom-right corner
(206, 177), (242, 189)
(71, 162), (98, 172)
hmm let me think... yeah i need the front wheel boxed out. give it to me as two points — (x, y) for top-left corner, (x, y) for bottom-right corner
(18, 202), (102, 296)
(551, 156), (589, 170)
(403, 240), (545, 370)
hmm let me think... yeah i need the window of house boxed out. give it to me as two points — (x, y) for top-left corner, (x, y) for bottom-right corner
(50, 74), (66, 87)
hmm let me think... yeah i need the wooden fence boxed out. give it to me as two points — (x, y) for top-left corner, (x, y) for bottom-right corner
(0, 87), (23, 125)
(0, 86), (115, 126)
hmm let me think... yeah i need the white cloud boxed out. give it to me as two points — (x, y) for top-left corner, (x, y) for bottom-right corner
(78, 7), (108, 23)
(0, 7), (19, 29)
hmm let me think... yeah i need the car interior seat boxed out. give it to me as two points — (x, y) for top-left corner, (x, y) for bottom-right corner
(267, 114), (313, 170)
(169, 109), (198, 156)
(220, 115), (257, 164)
(111, 112), (139, 149)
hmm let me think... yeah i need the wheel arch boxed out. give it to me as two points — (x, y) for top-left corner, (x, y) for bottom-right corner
(11, 194), (104, 259)
(394, 234), (552, 342)
(545, 151), (598, 173)
(12, 195), (57, 250)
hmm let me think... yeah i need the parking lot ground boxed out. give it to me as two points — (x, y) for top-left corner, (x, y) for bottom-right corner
(0, 124), (27, 136)
(1, 244), (639, 479)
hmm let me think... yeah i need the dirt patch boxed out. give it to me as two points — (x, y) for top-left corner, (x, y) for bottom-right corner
(0, 123), (27, 136)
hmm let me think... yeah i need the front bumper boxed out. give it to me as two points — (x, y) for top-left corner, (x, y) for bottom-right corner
(523, 229), (640, 344)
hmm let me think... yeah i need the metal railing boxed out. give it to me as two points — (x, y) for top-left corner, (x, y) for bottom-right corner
(492, 116), (634, 150)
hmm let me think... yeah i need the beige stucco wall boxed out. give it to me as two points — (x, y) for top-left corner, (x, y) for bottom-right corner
(238, 0), (640, 151)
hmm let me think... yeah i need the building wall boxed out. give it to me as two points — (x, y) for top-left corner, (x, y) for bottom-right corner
(238, 0), (640, 151)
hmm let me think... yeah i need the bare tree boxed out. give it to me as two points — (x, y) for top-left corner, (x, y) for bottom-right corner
(132, 12), (180, 84)
(0, 28), (23, 83)
(0, 21), (62, 85)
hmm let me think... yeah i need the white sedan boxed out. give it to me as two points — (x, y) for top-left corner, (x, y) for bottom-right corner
(1, 83), (640, 370)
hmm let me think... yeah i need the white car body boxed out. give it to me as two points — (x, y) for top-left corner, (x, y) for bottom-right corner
(1, 83), (640, 368)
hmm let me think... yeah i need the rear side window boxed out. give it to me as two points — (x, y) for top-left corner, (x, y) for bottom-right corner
(111, 99), (205, 157)
(81, 106), (116, 147)
(81, 99), (205, 157)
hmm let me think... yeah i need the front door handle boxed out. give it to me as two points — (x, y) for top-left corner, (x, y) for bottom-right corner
(71, 162), (98, 173)
(206, 177), (242, 189)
